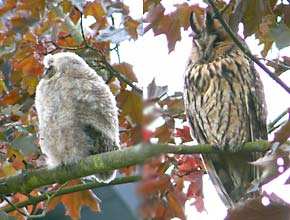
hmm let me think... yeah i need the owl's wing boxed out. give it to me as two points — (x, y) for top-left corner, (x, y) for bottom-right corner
(247, 63), (268, 140)
(73, 77), (119, 153)
(83, 124), (119, 154)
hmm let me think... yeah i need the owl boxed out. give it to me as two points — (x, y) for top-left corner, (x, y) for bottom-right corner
(35, 52), (120, 183)
(184, 12), (267, 207)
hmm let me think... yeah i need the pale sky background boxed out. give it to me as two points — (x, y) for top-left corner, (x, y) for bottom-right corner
(111, 0), (290, 219)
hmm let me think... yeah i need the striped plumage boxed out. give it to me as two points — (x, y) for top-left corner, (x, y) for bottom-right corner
(184, 12), (267, 207)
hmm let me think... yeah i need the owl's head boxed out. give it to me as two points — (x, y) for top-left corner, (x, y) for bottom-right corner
(43, 52), (89, 78)
(190, 10), (231, 61)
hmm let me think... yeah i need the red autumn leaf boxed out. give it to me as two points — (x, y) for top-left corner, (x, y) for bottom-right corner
(175, 126), (193, 142)
(142, 128), (154, 142)
(138, 175), (171, 196)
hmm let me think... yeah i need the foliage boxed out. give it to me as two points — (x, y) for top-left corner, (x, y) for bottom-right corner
(0, 0), (141, 219)
(0, 0), (289, 219)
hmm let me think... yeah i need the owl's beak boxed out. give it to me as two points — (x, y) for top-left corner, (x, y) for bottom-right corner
(43, 66), (54, 79)
(203, 34), (217, 60)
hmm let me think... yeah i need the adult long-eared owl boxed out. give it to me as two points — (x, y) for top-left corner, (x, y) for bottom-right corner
(35, 52), (120, 183)
(184, 12), (267, 207)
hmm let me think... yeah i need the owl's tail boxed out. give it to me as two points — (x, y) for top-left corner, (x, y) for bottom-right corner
(202, 152), (259, 208)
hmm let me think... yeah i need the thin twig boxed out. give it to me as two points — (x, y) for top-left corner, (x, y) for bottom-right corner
(207, 0), (290, 94)
(268, 108), (289, 132)
(2, 176), (141, 213)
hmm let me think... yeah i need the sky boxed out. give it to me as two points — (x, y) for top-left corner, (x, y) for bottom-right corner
(111, 0), (290, 219)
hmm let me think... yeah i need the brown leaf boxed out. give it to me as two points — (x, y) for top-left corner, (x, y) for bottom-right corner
(154, 123), (173, 144)
(124, 16), (139, 40)
(48, 180), (101, 220)
(145, 3), (204, 52)
(167, 191), (186, 220)
(242, 0), (278, 37)
(225, 197), (290, 220)
(143, 0), (161, 13)
(112, 62), (138, 82)
(117, 90), (142, 124)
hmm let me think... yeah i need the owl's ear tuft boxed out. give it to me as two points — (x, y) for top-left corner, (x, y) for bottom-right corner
(43, 54), (54, 68)
(190, 11), (203, 37)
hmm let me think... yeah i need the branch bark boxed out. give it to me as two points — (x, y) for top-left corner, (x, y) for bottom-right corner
(207, 0), (290, 94)
(0, 141), (270, 196)
(1, 176), (141, 213)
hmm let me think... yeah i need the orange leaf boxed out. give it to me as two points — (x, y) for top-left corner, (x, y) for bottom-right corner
(84, 2), (107, 30)
(0, 0), (16, 16)
(0, 90), (21, 105)
(48, 180), (101, 220)
(124, 16), (139, 40)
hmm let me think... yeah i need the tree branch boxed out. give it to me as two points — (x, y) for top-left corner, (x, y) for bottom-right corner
(207, 0), (290, 94)
(0, 141), (270, 196)
(1, 176), (141, 213)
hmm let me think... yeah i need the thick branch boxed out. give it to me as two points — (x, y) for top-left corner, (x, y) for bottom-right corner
(0, 141), (269, 196)
(207, 0), (290, 94)
(1, 176), (141, 213)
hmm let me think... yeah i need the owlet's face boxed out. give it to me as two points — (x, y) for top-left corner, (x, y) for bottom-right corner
(42, 52), (88, 79)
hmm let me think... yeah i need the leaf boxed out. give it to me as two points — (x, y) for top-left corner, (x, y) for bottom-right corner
(175, 126), (193, 143)
(242, 0), (278, 37)
(137, 175), (171, 196)
(13, 56), (43, 76)
(145, 3), (204, 52)
(48, 180), (101, 220)
(112, 62), (138, 82)
(143, 0), (161, 13)
(256, 15), (275, 56)
(154, 123), (172, 143)
(10, 134), (39, 157)
(146, 78), (168, 100)
(269, 23), (290, 49)
(21, 75), (39, 95)
(116, 90), (142, 124)
(273, 116), (290, 144)
(84, 1), (107, 30)
(0, 0), (16, 16)
(124, 16), (139, 40)
(0, 90), (21, 106)
(167, 191), (186, 220)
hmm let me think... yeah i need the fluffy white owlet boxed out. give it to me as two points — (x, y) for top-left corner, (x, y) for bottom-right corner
(35, 52), (120, 183)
